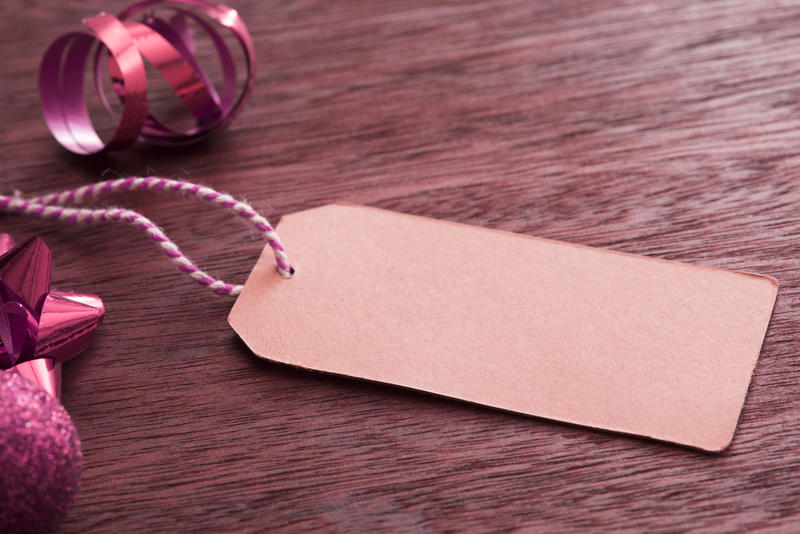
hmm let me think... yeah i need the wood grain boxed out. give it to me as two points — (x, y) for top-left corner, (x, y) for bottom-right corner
(1, 0), (800, 531)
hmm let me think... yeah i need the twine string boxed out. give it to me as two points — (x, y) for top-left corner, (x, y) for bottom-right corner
(0, 177), (291, 297)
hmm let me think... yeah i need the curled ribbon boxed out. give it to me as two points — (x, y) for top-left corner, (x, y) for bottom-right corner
(39, 0), (256, 154)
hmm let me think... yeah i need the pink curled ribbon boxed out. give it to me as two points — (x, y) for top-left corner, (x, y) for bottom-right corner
(39, 0), (256, 154)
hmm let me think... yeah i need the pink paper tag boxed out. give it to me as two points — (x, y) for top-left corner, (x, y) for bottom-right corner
(229, 204), (777, 451)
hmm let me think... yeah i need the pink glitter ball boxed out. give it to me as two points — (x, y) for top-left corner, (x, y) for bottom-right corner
(0, 372), (82, 533)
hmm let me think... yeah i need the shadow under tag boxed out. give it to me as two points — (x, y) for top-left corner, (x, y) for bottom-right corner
(229, 203), (777, 452)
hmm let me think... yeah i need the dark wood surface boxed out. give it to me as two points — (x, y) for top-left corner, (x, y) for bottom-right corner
(2, 0), (800, 531)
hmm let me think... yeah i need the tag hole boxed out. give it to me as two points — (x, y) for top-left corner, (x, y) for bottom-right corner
(279, 265), (295, 277)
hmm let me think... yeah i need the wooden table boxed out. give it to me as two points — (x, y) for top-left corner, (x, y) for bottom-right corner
(2, 0), (799, 531)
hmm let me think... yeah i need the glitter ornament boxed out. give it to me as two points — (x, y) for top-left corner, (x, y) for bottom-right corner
(0, 372), (82, 533)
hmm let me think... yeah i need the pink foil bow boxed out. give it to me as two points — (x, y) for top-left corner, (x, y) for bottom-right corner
(0, 235), (104, 397)
(39, 0), (256, 154)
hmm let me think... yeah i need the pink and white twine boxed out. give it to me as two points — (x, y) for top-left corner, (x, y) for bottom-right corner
(0, 177), (292, 296)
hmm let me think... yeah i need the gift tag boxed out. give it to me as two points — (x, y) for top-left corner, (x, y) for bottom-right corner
(0, 177), (778, 452)
(229, 203), (777, 452)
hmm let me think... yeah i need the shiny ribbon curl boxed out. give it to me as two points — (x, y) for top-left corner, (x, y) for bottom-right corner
(39, 0), (256, 155)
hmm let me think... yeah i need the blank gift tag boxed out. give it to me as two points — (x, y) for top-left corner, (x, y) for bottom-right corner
(229, 204), (777, 451)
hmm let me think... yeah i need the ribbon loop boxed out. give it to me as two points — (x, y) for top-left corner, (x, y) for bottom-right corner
(39, 0), (255, 154)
